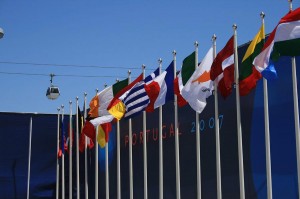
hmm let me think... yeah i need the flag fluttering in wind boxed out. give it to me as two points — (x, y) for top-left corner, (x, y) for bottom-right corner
(58, 118), (66, 158)
(239, 25), (264, 96)
(145, 61), (174, 112)
(79, 107), (94, 152)
(181, 47), (214, 113)
(210, 36), (234, 98)
(253, 8), (300, 79)
(123, 68), (159, 119)
(174, 52), (196, 107)
(108, 74), (144, 120)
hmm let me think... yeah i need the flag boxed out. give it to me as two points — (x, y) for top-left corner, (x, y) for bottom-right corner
(181, 47), (214, 113)
(58, 118), (66, 158)
(108, 74), (144, 120)
(239, 25), (264, 96)
(79, 107), (94, 152)
(123, 68), (159, 119)
(145, 61), (174, 112)
(253, 8), (300, 79)
(210, 36), (234, 98)
(96, 123), (112, 148)
(174, 51), (196, 107)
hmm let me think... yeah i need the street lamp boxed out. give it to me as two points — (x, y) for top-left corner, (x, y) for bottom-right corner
(0, 28), (4, 39)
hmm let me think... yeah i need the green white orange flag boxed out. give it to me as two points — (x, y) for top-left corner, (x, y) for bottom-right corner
(181, 47), (214, 113)
(239, 25), (264, 96)
(174, 51), (196, 107)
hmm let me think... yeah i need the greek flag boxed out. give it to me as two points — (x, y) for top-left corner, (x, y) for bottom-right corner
(123, 68), (159, 119)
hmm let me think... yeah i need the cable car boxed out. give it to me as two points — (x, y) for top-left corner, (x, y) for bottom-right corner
(46, 74), (60, 100)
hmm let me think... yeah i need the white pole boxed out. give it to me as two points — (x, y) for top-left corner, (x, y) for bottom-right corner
(194, 41), (202, 199)
(233, 24), (245, 199)
(288, 2), (300, 198)
(84, 92), (89, 199)
(104, 84), (110, 199)
(26, 117), (33, 199)
(61, 104), (65, 199)
(69, 100), (73, 199)
(56, 108), (61, 199)
(117, 119), (121, 199)
(212, 34), (222, 199)
(260, 12), (273, 199)
(128, 70), (134, 199)
(95, 125), (99, 199)
(76, 97), (80, 199)
(173, 50), (181, 199)
(158, 59), (163, 199)
(142, 64), (149, 199)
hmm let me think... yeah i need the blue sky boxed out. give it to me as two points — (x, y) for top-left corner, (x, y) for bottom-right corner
(0, 0), (298, 114)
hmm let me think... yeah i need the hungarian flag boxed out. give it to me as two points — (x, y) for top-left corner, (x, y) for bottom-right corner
(174, 51), (196, 107)
(107, 74), (143, 120)
(239, 25), (264, 96)
(145, 61), (174, 112)
(210, 36), (234, 98)
(254, 7), (300, 78)
(181, 47), (214, 113)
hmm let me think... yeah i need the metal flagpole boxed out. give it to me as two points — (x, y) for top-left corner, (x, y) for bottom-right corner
(61, 104), (65, 199)
(76, 97), (80, 199)
(233, 24), (245, 199)
(288, 2), (300, 198)
(84, 92), (89, 199)
(260, 12), (273, 199)
(128, 70), (134, 199)
(212, 34), (222, 199)
(142, 64), (149, 199)
(26, 116), (33, 199)
(173, 50), (181, 199)
(104, 84), (110, 199)
(116, 79), (121, 199)
(95, 88), (99, 199)
(194, 41), (202, 199)
(158, 59), (163, 199)
(56, 108), (61, 199)
(69, 100), (73, 199)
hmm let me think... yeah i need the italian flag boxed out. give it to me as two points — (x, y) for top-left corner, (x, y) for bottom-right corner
(239, 25), (264, 96)
(254, 7), (300, 77)
(174, 51), (196, 107)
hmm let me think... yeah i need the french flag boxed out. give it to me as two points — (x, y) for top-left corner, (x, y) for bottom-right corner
(145, 61), (174, 112)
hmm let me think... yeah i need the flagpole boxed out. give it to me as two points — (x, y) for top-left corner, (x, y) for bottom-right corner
(212, 34), (222, 199)
(173, 50), (181, 199)
(26, 116), (33, 199)
(158, 58), (164, 199)
(95, 88), (99, 199)
(76, 97), (80, 199)
(288, 2), (300, 198)
(84, 92), (89, 199)
(233, 24), (245, 199)
(260, 12), (273, 199)
(142, 64), (149, 199)
(56, 107), (61, 199)
(193, 41), (202, 199)
(61, 104), (65, 199)
(69, 100), (73, 199)
(115, 79), (121, 199)
(128, 70), (134, 199)
(104, 83), (110, 199)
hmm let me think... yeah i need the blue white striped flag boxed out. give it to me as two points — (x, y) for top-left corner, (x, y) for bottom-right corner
(123, 68), (159, 119)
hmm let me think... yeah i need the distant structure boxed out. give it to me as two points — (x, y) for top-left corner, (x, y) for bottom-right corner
(46, 73), (60, 100)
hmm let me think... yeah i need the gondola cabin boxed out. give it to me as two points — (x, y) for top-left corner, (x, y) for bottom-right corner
(46, 86), (60, 100)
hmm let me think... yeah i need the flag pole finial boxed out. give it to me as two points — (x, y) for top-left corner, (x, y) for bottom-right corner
(116, 78), (119, 83)
(95, 88), (99, 94)
(158, 58), (162, 64)
(212, 34), (217, 42)
(104, 83), (107, 88)
(194, 41), (198, 47)
(61, 104), (64, 109)
(57, 107), (60, 112)
(260, 12), (265, 19)
(128, 70), (131, 75)
(233, 24), (237, 30)
(142, 64), (146, 69)
(84, 92), (87, 97)
(172, 50), (176, 56)
(76, 96), (79, 101)
(288, 0), (293, 11)
(69, 100), (72, 105)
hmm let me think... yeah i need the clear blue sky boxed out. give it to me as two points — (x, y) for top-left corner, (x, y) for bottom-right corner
(0, 0), (298, 114)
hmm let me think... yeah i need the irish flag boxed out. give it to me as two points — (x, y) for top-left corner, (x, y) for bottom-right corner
(254, 7), (300, 76)
(239, 25), (264, 96)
